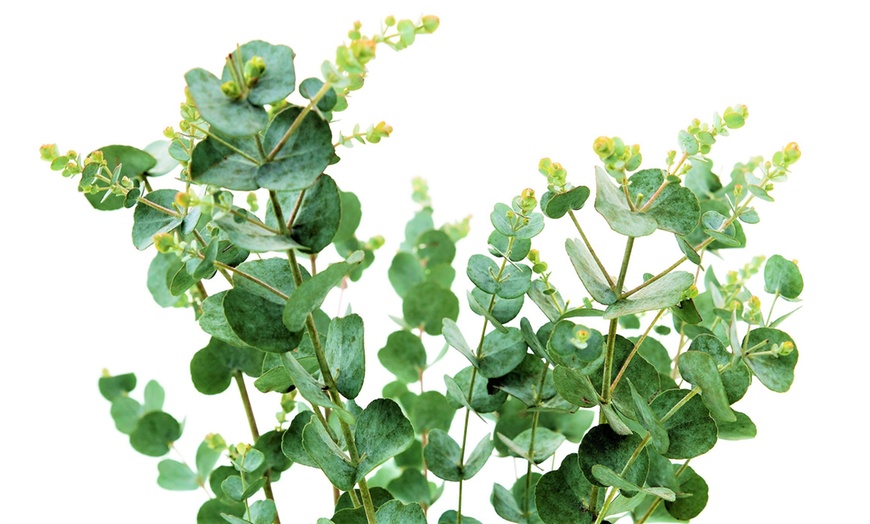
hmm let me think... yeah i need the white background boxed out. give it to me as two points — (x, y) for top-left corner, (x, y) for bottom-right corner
(2, 1), (866, 523)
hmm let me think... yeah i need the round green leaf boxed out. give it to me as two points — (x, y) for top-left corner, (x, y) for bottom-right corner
(478, 327), (527, 378)
(354, 398), (415, 482)
(472, 288), (524, 324)
(281, 410), (318, 467)
(650, 389), (717, 459)
(222, 41), (296, 106)
(374, 500), (426, 524)
(388, 252), (424, 299)
(446, 366), (507, 413)
(416, 229), (456, 266)
(257, 105), (333, 191)
(110, 396), (142, 435)
(594, 167), (657, 237)
(541, 185), (591, 219)
(688, 334), (751, 404)
(664, 466), (708, 520)
(132, 189), (183, 249)
(536, 454), (596, 524)
(378, 330), (427, 384)
(283, 261), (353, 332)
(188, 135), (260, 191)
(197, 498), (245, 524)
(764, 254), (803, 299)
(547, 321), (605, 372)
(225, 288), (302, 352)
(234, 257), (307, 305)
(99, 373), (137, 401)
(487, 230), (531, 261)
(143, 140), (177, 176)
(325, 314), (365, 399)
(409, 391), (456, 433)
(84, 145), (156, 211)
(157, 459), (199, 491)
(577, 424), (649, 493)
(266, 174), (341, 253)
(185, 68), (269, 137)
(129, 411), (182, 457)
(190, 338), (264, 395)
(424, 429), (463, 481)
(402, 281), (459, 336)
(743, 327), (798, 392)
(299, 77), (338, 112)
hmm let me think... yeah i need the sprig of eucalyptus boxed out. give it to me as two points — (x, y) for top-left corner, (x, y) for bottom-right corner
(42, 15), (803, 524)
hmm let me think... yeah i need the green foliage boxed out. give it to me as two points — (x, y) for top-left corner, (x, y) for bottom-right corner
(46, 19), (803, 524)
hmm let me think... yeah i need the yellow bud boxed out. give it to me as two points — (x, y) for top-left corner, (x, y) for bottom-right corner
(522, 188), (535, 199)
(421, 15), (440, 33)
(175, 191), (192, 208)
(593, 136), (615, 158)
(220, 81), (242, 99)
(153, 233), (176, 253)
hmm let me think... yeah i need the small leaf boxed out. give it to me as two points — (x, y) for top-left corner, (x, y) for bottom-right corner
(594, 166), (657, 237)
(677, 351), (736, 422)
(248, 500), (278, 524)
(677, 130), (699, 155)
(650, 389), (717, 459)
(541, 185), (591, 219)
(424, 429), (463, 481)
(99, 373), (137, 401)
(132, 189), (183, 250)
(143, 380), (165, 413)
(763, 254), (803, 300)
(325, 314), (365, 399)
(302, 419), (356, 491)
(157, 459), (199, 491)
(374, 499), (426, 524)
(742, 327), (798, 392)
(463, 434), (495, 480)
(403, 281), (459, 336)
(477, 327), (527, 379)
(717, 410), (758, 440)
(129, 411), (182, 457)
(354, 398), (415, 482)
(701, 210), (739, 246)
(190, 338), (263, 395)
(281, 411), (318, 467)
(223, 41), (296, 106)
(378, 330), (427, 383)
(185, 68), (268, 137)
(664, 466), (709, 520)
(189, 135), (260, 190)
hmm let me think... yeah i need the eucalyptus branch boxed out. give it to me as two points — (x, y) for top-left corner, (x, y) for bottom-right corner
(189, 123), (261, 164)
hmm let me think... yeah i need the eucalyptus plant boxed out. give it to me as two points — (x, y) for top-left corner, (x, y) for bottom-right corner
(41, 15), (803, 524)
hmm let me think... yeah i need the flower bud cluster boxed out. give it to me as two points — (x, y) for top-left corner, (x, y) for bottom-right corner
(592, 136), (642, 181)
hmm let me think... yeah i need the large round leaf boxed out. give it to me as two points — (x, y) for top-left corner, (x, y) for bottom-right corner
(257, 105), (333, 191)
(650, 389), (717, 459)
(221, 40), (296, 106)
(84, 145), (156, 210)
(185, 68), (268, 137)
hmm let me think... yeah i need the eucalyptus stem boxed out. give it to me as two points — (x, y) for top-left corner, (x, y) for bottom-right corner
(601, 236), (635, 414)
(234, 371), (281, 523)
(456, 239), (513, 524)
(274, 185), (377, 524)
(523, 362), (550, 516)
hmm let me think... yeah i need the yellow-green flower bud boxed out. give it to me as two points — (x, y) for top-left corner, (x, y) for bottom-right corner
(39, 143), (60, 161)
(593, 136), (615, 158)
(421, 15), (440, 33)
(384, 15), (396, 26)
(221, 81), (242, 99)
(153, 233), (176, 254)
(244, 55), (267, 85)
